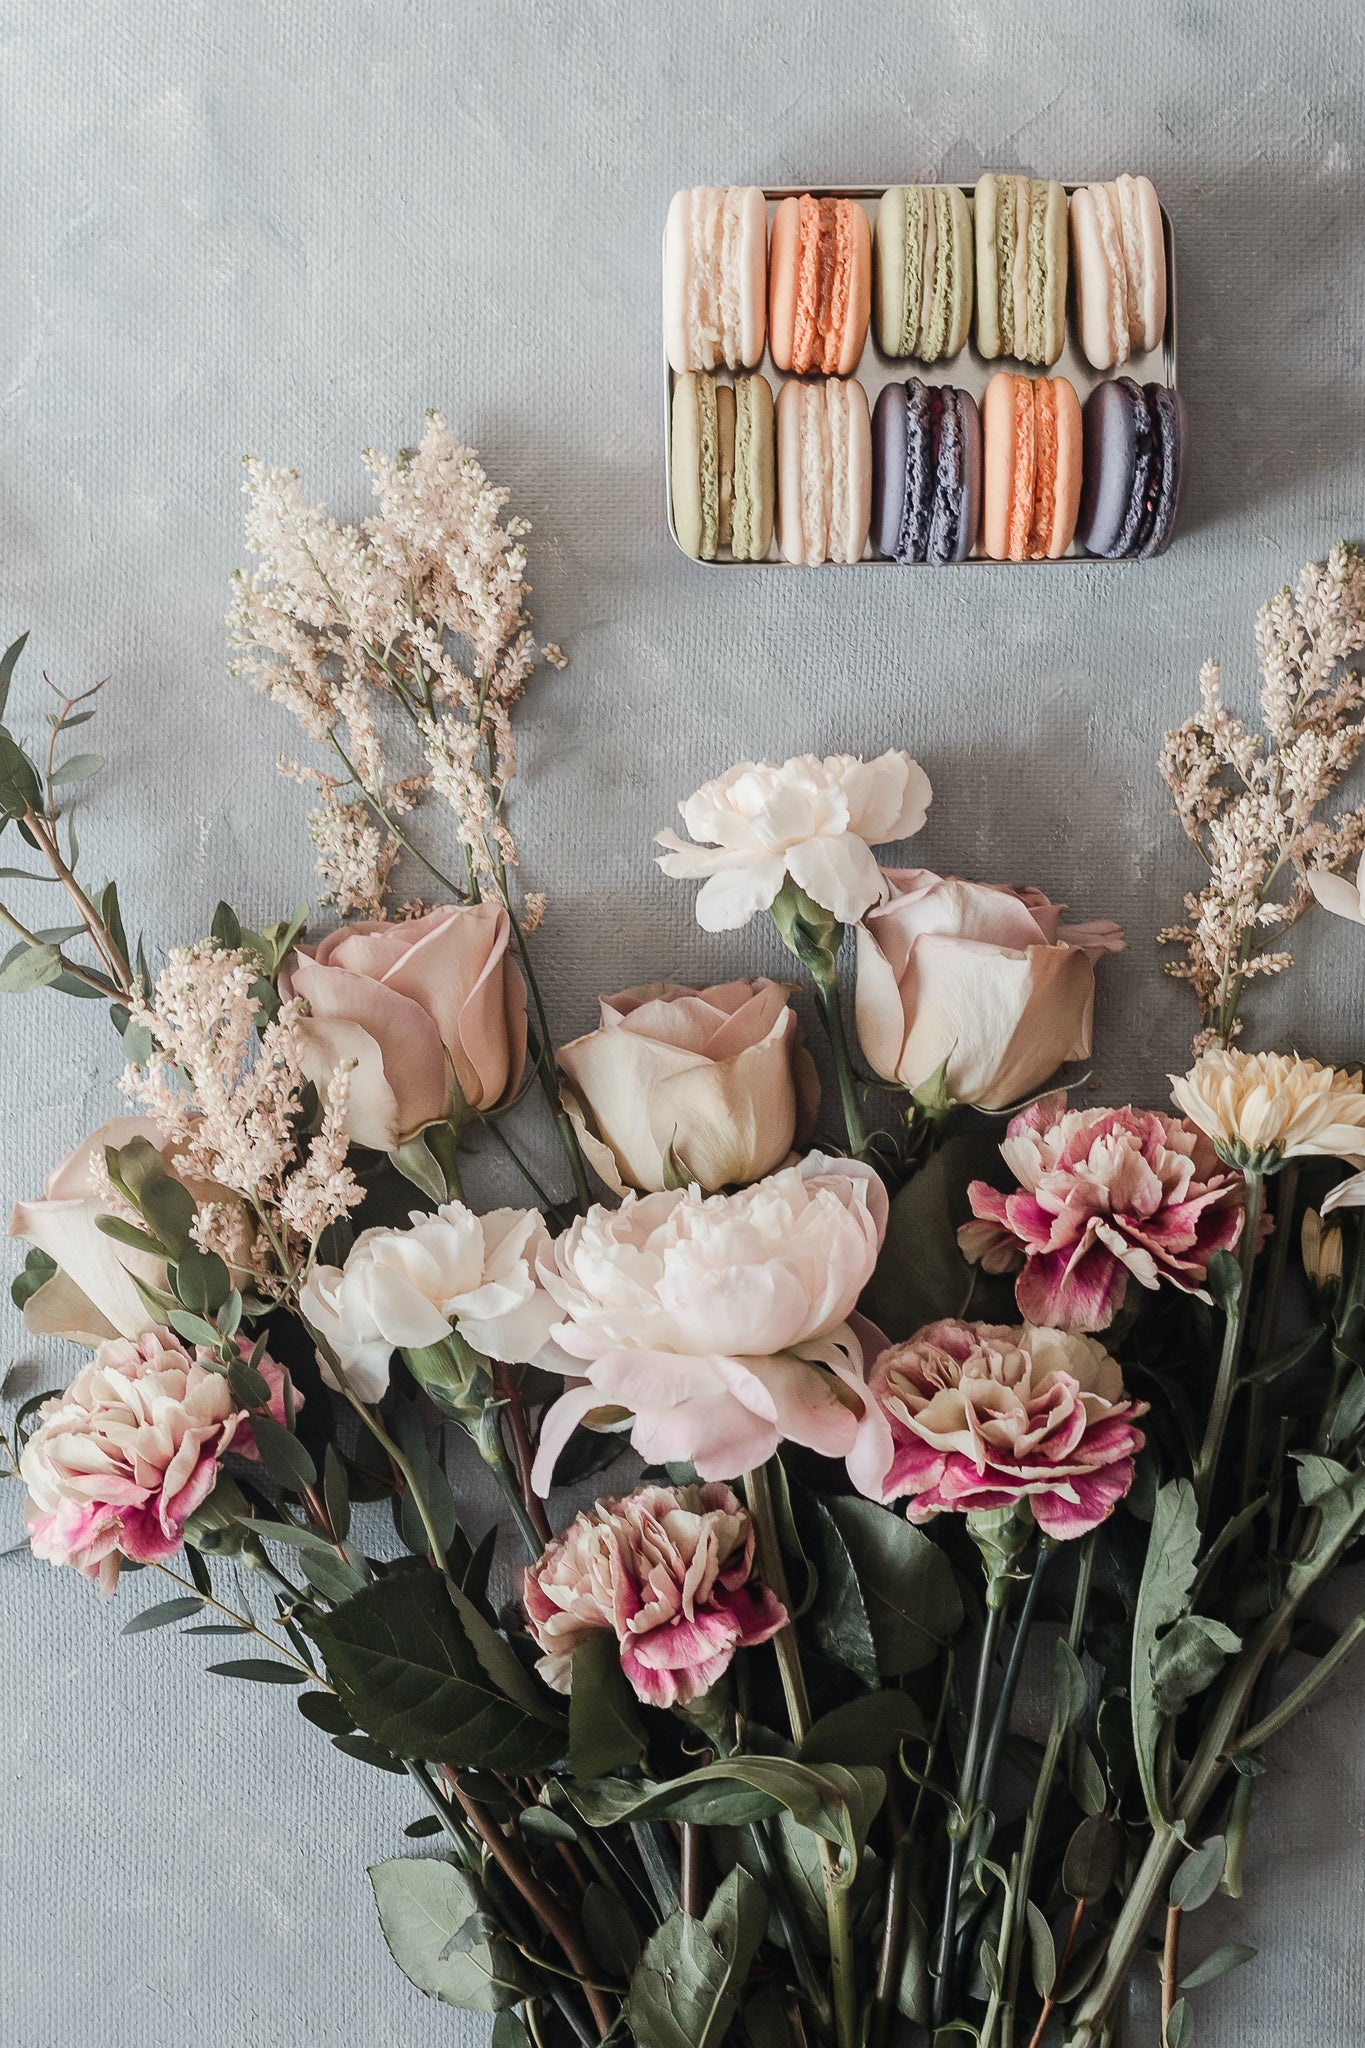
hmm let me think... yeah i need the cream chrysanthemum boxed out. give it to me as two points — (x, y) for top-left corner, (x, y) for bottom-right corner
(1170, 1049), (1365, 1171)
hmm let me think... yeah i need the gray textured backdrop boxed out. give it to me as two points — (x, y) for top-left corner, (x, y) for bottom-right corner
(3, 1), (1365, 2042)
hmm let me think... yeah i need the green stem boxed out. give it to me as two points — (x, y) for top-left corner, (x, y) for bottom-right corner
(931, 1592), (1008, 2029)
(1193, 1169), (1265, 1519)
(151, 1559), (327, 1681)
(1240, 1163), (1298, 1511)
(501, 896), (592, 1209)
(811, 962), (868, 1157)
(1228, 1611), (1365, 1754)
(327, 730), (468, 900)
(742, 1460), (857, 2048)
(470, 1400), (546, 1562)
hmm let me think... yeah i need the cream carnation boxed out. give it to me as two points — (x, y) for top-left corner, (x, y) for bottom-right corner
(656, 751), (932, 932)
(1170, 1049), (1365, 1170)
(522, 1482), (785, 1708)
(299, 1201), (558, 1403)
(850, 1320), (1147, 1540)
(20, 1329), (285, 1597)
(531, 1153), (888, 1491)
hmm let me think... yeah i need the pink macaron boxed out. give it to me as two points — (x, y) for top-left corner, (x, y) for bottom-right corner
(1069, 176), (1167, 371)
(776, 378), (872, 564)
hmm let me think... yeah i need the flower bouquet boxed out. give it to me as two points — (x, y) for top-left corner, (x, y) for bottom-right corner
(7, 422), (1365, 2048)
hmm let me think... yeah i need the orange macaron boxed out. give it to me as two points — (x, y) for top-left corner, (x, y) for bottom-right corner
(981, 372), (1083, 560)
(768, 195), (871, 376)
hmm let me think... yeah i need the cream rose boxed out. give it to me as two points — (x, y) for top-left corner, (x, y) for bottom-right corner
(855, 868), (1125, 1110)
(556, 978), (817, 1195)
(11, 1118), (181, 1345)
(299, 1201), (559, 1403)
(531, 1153), (888, 1492)
(281, 903), (528, 1153)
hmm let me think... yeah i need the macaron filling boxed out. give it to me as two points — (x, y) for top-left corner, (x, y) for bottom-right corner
(791, 195), (856, 375)
(1028, 379), (1059, 559)
(895, 382), (934, 563)
(899, 187), (927, 357)
(922, 188), (956, 363)
(731, 379), (758, 560)
(694, 374), (721, 559)
(1024, 182), (1052, 366)
(926, 390), (967, 565)
(993, 176), (1018, 357)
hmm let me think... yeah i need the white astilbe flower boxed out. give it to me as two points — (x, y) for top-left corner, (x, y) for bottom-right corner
(228, 413), (561, 906)
(119, 942), (364, 1295)
(1158, 544), (1365, 1050)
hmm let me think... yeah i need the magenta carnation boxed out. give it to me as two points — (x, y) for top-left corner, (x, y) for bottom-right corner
(522, 1482), (786, 1709)
(960, 1093), (1245, 1332)
(851, 1320), (1147, 1540)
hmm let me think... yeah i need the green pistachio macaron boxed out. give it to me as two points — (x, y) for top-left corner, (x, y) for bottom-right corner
(874, 185), (973, 362)
(671, 371), (774, 561)
(974, 174), (1067, 366)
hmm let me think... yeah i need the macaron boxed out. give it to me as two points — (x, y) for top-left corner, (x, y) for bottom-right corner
(873, 185), (974, 362)
(776, 378), (872, 564)
(670, 371), (776, 561)
(1077, 378), (1187, 558)
(974, 175), (1068, 366)
(1070, 175), (1167, 370)
(871, 381), (982, 564)
(981, 372), (1083, 561)
(768, 195), (872, 376)
(663, 186), (768, 373)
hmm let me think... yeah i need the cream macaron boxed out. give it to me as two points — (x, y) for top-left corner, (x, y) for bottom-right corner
(776, 378), (872, 565)
(663, 186), (769, 374)
(1069, 175), (1167, 370)
(671, 372), (775, 561)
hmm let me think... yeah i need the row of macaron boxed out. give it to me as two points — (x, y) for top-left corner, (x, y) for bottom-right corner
(664, 178), (1166, 380)
(670, 368), (1187, 564)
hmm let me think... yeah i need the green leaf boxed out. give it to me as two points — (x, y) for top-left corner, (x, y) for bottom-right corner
(49, 752), (104, 786)
(581, 1880), (642, 1976)
(0, 729), (41, 819)
(1152, 1614), (1242, 1717)
(1294, 1452), (1349, 1506)
(297, 1689), (354, 1736)
(1179, 1941), (1257, 1990)
(389, 1132), (449, 1204)
(822, 1495), (962, 1674)
(1205, 1249), (1242, 1315)
(0, 943), (61, 993)
(1131, 1479), (1201, 1828)
(249, 1411), (317, 1492)
(207, 1658), (307, 1684)
(1068, 1739), (1107, 1817)
(139, 1175), (196, 1259)
(167, 1308), (222, 1349)
(404, 1814), (444, 1839)
(298, 1547), (369, 1605)
(568, 1632), (646, 1778)
(1164, 1997), (1195, 2048)
(323, 1443), (350, 1542)
(309, 1571), (566, 1774)
(120, 1595), (205, 1634)
(516, 1805), (579, 1847)
(211, 901), (243, 951)
(625, 1866), (768, 2048)
(1054, 1637), (1089, 1728)
(1062, 1812), (1119, 1901)
(492, 2012), (533, 2048)
(1025, 1898), (1056, 1997)
(10, 1245), (57, 1311)
(1169, 1834), (1226, 1912)
(174, 1245), (232, 1318)
(0, 633), (29, 721)
(744, 1986), (795, 2048)
(333, 1731), (407, 1773)
(799, 1689), (928, 1767)
(860, 1132), (1019, 1337)
(560, 1756), (884, 1875)
(94, 1213), (169, 1258)
(368, 1858), (536, 2011)
(805, 1494), (880, 1688)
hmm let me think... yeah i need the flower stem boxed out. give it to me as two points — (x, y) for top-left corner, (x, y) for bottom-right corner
(931, 1594), (1007, 2029)
(811, 962), (868, 1157)
(1193, 1169), (1264, 1520)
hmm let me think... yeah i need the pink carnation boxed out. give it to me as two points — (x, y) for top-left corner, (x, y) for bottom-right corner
(19, 1329), (288, 1597)
(522, 1482), (786, 1709)
(960, 1093), (1245, 1332)
(850, 1320), (1147, 1540)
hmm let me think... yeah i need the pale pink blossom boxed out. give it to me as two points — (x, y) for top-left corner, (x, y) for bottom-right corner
(19, 1330), (287, 1597)
(557, 979), (818, 1194)
(960, 1094), (1245, 1332)
(656, 751), (932, 932)
(531, 1154), (888, 1493)
(855, 869), (1123, 1109)
(522, 1482), (786, 1708)
(850, 1320), (1146, 1539)
(282, 903), (527, 1153)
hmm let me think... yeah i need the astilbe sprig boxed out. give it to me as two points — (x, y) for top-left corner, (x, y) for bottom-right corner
(1159, 541), (1365, 1050)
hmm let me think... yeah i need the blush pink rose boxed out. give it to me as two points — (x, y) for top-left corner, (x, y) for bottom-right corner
(850, 1319), (1147, 1540)
(960, 1093), (1245, 1332)
(531, 1153), (888, 1493)
(523, 1481), (786, 1708)
(281, 903), (528, 1152)
(556, 978), (818, 1194)
(19, 1329), (288, 1597)
(854, 869), (1124, 1110)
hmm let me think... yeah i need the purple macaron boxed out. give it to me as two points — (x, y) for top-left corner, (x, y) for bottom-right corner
(872, 380), (982, 564)
(1077, 379), (1188, 558)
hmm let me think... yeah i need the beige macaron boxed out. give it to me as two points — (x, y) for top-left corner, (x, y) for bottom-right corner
(776, 378), (872, 565)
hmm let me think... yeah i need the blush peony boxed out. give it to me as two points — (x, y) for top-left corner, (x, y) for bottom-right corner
(281, 902), (528, 1152)
(656, 751), (932, 932)
(556, 978), (817, 1194)
(960, 1094), (1245, 1332)
(19, 1329), (287, 1597)
(522, 1481), (786, 1708)
(531, 1153), (888, 1492)
(850, 1320), (1147, 1539)
(854, 869), (1124, 1110)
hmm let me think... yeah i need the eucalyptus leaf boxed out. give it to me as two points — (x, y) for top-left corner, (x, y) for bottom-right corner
(1068, 1739), (1107, 1817)
(0, 943), (61, 993)
(120, 1595), (205, 1634)
(1025, 1898), (1056, 1997)
(1179, 1941), (1256, 1989)
(93, 1213), (169, 1258)
(1164, 1997), (1195, 2048)
(1053, 1637), (1089, 1728)
(559, 1755), (883, 1870)
(1152, 1614), (1242, 1717)
(49, 751), (104, 785)
(206, 1658), (307, 1685)
(0, 633), (29, 721)
(139, 1175), (196, 1258)
(581, 1880), (642, 1976)
(0, 729), (41, 819)
(1061, 1812), (1119, 1901)
(368, 1857), (536, 2011)
(1132, 1479), (1201, 1828)
(174, 1245), (232, 1318)
(249, 1412), (318, 1492)
(1169, 1834), (1226, 1912)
